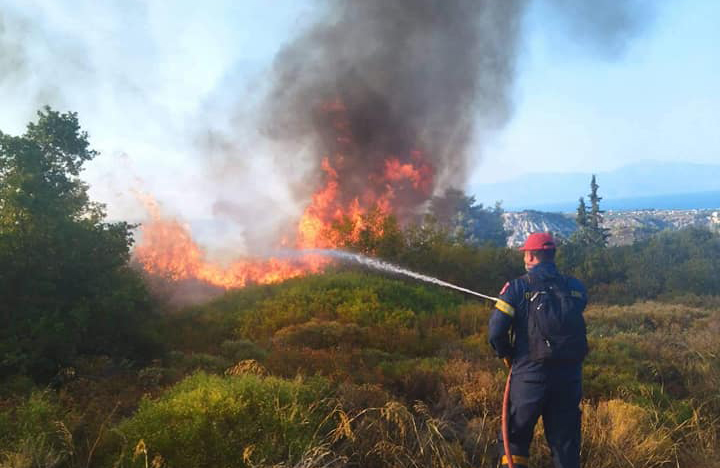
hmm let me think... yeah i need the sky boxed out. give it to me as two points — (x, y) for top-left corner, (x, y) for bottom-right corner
(0, 0), (718, 228)
(473, 0), (720, 186)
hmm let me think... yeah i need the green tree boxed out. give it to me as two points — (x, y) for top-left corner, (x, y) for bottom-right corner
(570, 176), (610, 248)
(0, 107), (158, 380)
(576, 196), (588, 228)
(587, 175), (611, 247)
(427, 188), (508, 246)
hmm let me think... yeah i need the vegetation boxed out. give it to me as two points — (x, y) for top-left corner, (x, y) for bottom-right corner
(426, 188), (508, 247)
(1, 110), (719, 467)
(572, 174), (611, 248)
(0, 108), (161, 382)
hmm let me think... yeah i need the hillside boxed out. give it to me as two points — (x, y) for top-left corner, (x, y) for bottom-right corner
(504, 208), (720, 247)
(4, 271), (716, 468)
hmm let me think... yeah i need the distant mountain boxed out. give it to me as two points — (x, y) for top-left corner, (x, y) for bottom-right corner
(473, 161), (720, 211)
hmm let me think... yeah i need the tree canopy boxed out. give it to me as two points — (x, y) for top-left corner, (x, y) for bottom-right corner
(427, 188), (509, 247)
(0, 108), (158, 380)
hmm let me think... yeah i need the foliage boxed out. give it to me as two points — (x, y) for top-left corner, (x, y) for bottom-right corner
(0, 108), (159, 380)
(1, 267), (718, 467)
(560, 227), (720, 302)
(219, 339), (268, 363)
(427, 188), (509, 247)
(273, 320), (368, 349)
(571, 175), (610, 248)
(397, 223), (524, 294)
(113, 372), (334, 468)
(0, 391), (64, 449)
(0, 434), (68, 468)
(230, 271), (465, 340)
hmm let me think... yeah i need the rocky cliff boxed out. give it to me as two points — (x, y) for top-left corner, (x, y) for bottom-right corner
(503, 209), (720, 247)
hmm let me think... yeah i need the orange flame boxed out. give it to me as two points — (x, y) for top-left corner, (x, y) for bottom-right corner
(133, 194), (327, 289)
(133, 98), (435, 290)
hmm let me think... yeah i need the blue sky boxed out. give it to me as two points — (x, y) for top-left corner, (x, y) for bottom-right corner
(0, 0), (718, 228)
(473, 0), (720, 185)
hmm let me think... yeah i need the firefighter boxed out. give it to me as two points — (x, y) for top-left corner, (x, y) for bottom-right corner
(488, 232), (588, 468)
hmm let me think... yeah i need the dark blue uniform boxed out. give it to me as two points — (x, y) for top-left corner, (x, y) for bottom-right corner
(488, 262), (587, 468)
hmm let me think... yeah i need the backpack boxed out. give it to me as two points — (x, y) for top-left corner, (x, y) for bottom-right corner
(525, 273), (588, 363)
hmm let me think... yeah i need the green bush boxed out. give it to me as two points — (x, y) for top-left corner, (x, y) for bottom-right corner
(273, 320), (367, 349)
(219, 339), (268, 362)
(230, 272), (464, 340)
(113, 372), (334, 467)
(0, 391), (64, 451)
(166, 352), (231, 375)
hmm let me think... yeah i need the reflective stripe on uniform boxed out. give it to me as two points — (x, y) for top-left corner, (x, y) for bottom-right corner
(501, 454), (529, 466)
(571, 290), (583, 298)
(495, 299), (515, 317)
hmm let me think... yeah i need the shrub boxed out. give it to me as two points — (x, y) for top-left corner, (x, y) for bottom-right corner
(273, 320), (367, 349)
(0, 392), (71, 467)
(219, 339), (268, 362)
(166, 352), (231, 374)
(113, 372), (334, 467)
(231, 272), (464, 340)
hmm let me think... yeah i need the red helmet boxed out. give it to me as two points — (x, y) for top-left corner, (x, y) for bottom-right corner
(519, 232), (556, 251)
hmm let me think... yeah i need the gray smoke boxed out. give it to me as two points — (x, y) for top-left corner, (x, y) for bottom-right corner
(0, 0), (664, 254)
(255, 0), (661, 226)
(260, 1), (526, 219)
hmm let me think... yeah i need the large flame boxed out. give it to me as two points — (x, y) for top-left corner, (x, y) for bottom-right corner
(133, 100), (435, 289)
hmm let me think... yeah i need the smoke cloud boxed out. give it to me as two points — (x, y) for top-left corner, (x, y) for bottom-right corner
(0, 0), (664, 255)
(259, 0), (526, 218)
(209, 0), (663, 233)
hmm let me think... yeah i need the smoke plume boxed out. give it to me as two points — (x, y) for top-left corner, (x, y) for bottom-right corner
(259, 0), (526, 220)
(235, 0), (662, 230)
(0, 0), (664, 258)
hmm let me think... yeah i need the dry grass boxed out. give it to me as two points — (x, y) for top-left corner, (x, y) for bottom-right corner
(281, 400), (469, 468)
(581, 399), (676, 468)
(0, 434), (66, 468)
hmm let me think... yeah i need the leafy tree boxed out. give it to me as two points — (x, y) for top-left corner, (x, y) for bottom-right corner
(0, 107), (158, 380)
(427, 188), (508, 246)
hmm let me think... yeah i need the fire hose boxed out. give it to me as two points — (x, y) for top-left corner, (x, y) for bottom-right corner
(502, 362), (515, 468)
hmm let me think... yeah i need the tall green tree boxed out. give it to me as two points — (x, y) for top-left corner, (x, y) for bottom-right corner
(587, 175), (611, 247)
(0, 108), (157, 380)
(571, 176), (610, 248)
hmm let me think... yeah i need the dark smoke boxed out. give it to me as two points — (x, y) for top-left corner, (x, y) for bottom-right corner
(257, 0), (660, 225)
(261, 0), (527, 221)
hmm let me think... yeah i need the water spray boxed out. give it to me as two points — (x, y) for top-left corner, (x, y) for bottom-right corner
(304, 249), (500, 302)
